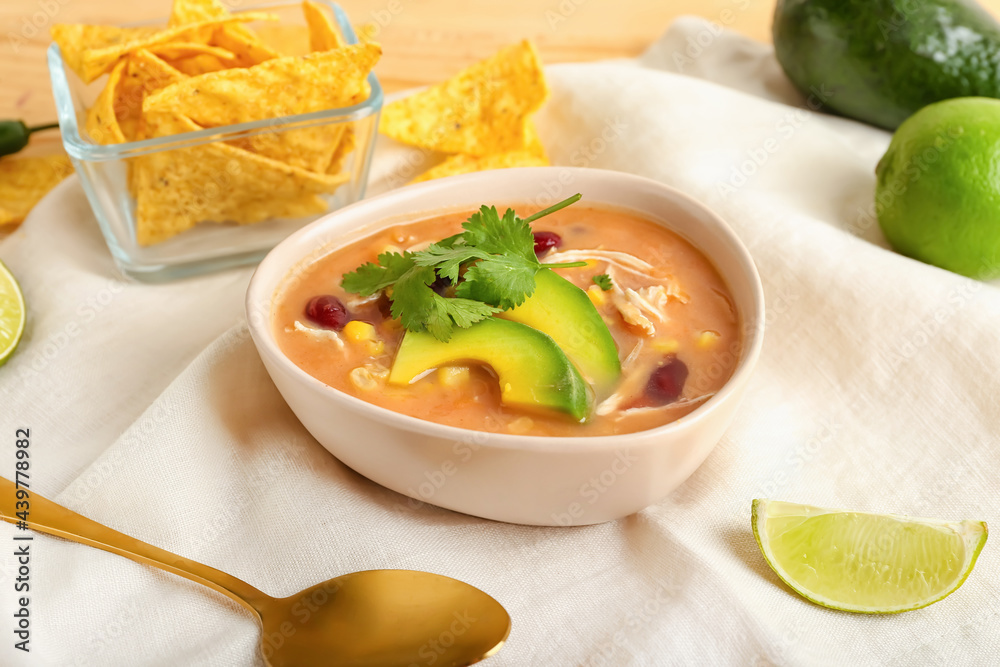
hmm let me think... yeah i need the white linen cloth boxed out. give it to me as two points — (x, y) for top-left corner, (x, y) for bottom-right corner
(3, 16), (1000, 666)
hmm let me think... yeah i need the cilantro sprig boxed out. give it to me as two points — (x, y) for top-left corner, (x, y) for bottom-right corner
(592, 274), (613, 291)
(342, 194), (587, 341)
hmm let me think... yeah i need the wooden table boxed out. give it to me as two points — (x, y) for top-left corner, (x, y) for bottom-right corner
(0, 0), (778, 156)
(6, 0), (1000, 157)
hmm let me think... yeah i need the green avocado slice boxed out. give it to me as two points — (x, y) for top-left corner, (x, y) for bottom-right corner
(499, 268), (621, 395)
(388, 317), (592, 422)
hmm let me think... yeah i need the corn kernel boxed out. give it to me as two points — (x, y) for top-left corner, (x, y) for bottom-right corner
(438, 366), (471, 387)
(366, 340), (385, 356)
(696, 330), (721, 349)
(652, 338), (680, 354)
(349, 367), (380, 391)
(587, 284), (606, 306)
(507, 416), (535, 434)
(344, 320), (377, 343)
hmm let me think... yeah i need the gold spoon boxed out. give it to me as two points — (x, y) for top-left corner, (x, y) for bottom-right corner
(0, 477), (510, 666)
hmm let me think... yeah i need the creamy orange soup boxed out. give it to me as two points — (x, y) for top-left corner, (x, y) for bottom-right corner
(274, 204), (741, 436)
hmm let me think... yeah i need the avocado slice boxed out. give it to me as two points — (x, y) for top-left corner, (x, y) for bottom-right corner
(774, 0), (1000, 130)
(499, 268), (621, 394)
(389, 317), (592, 421)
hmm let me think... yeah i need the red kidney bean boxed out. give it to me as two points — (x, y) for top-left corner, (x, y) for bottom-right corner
(305, 295), (351, 330)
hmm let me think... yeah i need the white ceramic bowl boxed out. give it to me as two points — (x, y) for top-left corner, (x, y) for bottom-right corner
(246, 167), (764, 526)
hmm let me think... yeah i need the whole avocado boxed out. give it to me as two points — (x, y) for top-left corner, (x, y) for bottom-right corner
(773, 0), (1000, 129)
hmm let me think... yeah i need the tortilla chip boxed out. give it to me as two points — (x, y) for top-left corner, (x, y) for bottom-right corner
(410, 151), (549, 184)
(326, 125), (355, 174)
(302, 0), (344, 51)
(115, 50), (186, 141)
(51, 24), (158, 81)
(212, 23), (281, 67)
(523, 120), (547, 160)
(132, 112), (346, 245)
(168, 0), (229, 26)
(380, 40), (548, 156)
(147, 42), (237, 63)
(144, 43), (379, 121)
(144, 43), (379, 171)
(85, 59), (128, 145)
(230, 193), (329, 225)
(164, 53), (232, 76)
(73, 12), (277, 83)
(166, 0), (277, 66)
(0, 156), (75, 226)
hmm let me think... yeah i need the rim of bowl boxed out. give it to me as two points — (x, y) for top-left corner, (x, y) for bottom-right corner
(247, 167), (765, 453)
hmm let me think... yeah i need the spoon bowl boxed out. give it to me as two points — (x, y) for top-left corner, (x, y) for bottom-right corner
(262, 570), (510, 666)
(0, 478), (510, 666)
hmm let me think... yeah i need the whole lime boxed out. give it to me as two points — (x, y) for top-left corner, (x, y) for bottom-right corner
(876, 97), (1000, 279)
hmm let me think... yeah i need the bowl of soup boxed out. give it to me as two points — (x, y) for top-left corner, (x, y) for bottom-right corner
(246, 167), (764, 525)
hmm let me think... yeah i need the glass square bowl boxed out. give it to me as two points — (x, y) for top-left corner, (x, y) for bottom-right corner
(48, 1), (382, 282)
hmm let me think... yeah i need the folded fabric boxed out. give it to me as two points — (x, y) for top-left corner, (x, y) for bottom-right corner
(1, 16), (998, 666)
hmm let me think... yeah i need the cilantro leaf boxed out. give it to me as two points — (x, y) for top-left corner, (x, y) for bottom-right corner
(341, 252), (415, 296)
(456, 254), (539, 309)
(462, 206), (538, 263)
(389, 265), (443, 333)
(389, 265), (497, 341)
(412, 242), (489, 283)
(592, 273), (613, 291)
(443, 297), (501, 328)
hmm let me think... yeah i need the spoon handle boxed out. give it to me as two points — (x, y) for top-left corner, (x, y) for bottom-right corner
(0, 476), (270, 615)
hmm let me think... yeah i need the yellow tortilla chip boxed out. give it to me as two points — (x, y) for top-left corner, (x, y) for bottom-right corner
(144, 43), (379, 171)
(302, 0), (344, 51)
(164, 53), (233, 76)
(0, 155), (75, 226)
(326, 125), (355, 174)
(116, 50), (186, 141)
(250, 24), (310, 57)
(410, 151), (549, 184)
(212, 23), (281, 67)
(230, 193), (328, 225)
(147, 42), (237, 63)
(73, 12), (277, 83)
(51, 24), (158, 81)
(523, 121), (547, 160)
(168, 0), (229, 26)
(166, 0), (277, 66)
(380, 40), (548, 156)
(132, 112), (346, 245)
(85, 59), (128, 145)
(144, 43), (379, 121)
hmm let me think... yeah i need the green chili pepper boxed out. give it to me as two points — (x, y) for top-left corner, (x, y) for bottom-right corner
(0, 121), (60, 158)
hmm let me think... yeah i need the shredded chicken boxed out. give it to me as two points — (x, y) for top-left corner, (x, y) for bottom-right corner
(612, 291), (657, 335)
(622, 339), (644, 370)
(544, 249), (654, 273)
(596, 390), (628, 417)
(614, 394), (716, 420)
(601, 265), (689, 337)
(598, 390), (716, 418)
(345, 293), (381, 309)
(290, 320), (345, 350)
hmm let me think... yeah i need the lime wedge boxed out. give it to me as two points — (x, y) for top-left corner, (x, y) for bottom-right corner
(752, 499), (987, 613)
(0, 260), (25, 367)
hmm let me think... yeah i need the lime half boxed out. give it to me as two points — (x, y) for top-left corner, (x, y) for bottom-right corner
(752, 499), (987, 613)
(0, 260), (25, 367)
